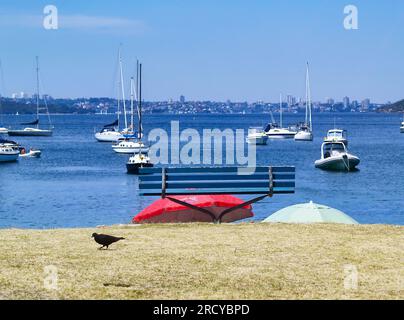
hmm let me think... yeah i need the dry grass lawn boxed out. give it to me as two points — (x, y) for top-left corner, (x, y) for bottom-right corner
(0, 223), (403, 299)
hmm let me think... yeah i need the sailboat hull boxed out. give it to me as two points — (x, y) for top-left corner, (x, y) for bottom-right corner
(294, 131), (313, 141)
(8, 129), (53, 136)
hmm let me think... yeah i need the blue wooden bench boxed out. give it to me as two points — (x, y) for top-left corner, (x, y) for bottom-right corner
(138, 166), (295, 223)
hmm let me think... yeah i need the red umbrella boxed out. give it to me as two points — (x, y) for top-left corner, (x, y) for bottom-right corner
(133, 195), (254, 224)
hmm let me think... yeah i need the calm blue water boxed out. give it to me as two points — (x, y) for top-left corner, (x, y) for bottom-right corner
(0, 113), (403, 228)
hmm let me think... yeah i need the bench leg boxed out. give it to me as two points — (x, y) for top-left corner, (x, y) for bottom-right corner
(165, 196), (218, 222)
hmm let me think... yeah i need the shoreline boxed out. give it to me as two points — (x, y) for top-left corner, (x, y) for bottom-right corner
(1, 223), (402, 300)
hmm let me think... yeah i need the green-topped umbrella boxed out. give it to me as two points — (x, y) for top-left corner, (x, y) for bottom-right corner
(263, 201), (358, 224)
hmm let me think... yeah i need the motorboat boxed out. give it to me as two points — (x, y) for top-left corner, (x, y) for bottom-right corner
(315, 141), (359, 171)
(0, 127), (8, 134)
(400, 120), (404, 133)
(19, 147), (41, 158)
(0, 144), (20, 162)
(246, 127), (268, 145)
(295, 62), (313, 141)
(112, 138), (149, 154)
(126, 153), (154, 174)
(324, 129), (348, 146)
(7, 57), (53, 137)
(95, 126), (123, 142)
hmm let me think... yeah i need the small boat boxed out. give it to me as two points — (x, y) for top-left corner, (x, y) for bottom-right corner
(315, 141), (359, 171)
(126, 153), (154, 174)
(324, 129), (348, 146)
(95, 126), (123, 142)
(7, 57), (53, 137)
(401, 122), (404, 133)
(265, 95), (297, 139)
(19, 147), (41, 158)
(0, 127), (8, 134)
(246, 127), (268, 145)
(295, 62), (313, 141)
(0, 144), (20, 162)
(112, 138), (149, 154)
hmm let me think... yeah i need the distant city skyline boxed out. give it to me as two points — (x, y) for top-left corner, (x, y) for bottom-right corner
(0, 0), (403, 103)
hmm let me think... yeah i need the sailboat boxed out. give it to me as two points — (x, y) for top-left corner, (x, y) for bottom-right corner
(126, 62), (153, 174)
(112, 60), (148, 154)
(95, 49), (127, 142)
(295, 62), (313, 141)
(8, 57), (53, 137)
(0, 60), (8, 133)
(265, 94), (297, 139)
(0, 95), (7, 134)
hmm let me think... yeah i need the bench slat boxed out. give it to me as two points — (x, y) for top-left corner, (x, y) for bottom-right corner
(139, 180), (294, 189)
(140, 187), (294, 196)
(138, 166), (295, 175)
(139, 173), (295, 182)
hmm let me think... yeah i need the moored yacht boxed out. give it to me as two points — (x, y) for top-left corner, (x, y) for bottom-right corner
(7, 57), (53, 137)
(95, 121), (123, 142)
(246, 127), (268, 145)
(295, 62), (313, 141)
(265, 95), (297, 139)
(400, 117), (404, 133)
(324, 129), (348, 146)
(125, 62), (154, 174)
(0, 143), (20, 162)
(315, 141), (359, 171)
(126, 152), (153, 174)
(112, 138), (149, 154)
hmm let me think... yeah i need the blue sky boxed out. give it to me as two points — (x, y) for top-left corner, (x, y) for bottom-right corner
(0, 0), (403, 103)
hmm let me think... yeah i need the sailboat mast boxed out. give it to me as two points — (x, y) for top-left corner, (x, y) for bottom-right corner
(307, 62), (312, 131)
(119, 50), (128, 130)
(130, 76), (134, 132)
(138, 63), (142, 140)
(35, 56), (40, 128)
(280, 93), (283, 128)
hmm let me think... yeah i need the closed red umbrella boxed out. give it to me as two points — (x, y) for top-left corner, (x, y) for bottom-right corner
(133, 195), (253, 223)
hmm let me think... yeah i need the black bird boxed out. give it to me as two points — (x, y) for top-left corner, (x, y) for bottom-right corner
(92, 233), (125, 249)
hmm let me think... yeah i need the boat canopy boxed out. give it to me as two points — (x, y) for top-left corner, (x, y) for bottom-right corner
(103, 119), (119, 128)
(21, 119), (39, 125)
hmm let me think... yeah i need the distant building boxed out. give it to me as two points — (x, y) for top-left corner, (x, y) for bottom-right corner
(180, 95), (185, 103)
(351, 100), (358, 110)
(327, 98), (335, 105)
(361, 98), (370, 110)
(343, 96), (350, 109)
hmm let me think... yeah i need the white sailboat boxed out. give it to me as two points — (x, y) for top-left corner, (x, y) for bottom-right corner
(126, 62), (153, 174)
(0, 60), (8, 133)
(95, 49), (126, 142)
(295, 62), (313, 141)
(8, 57), (53, 137)
(265, 94), (297, 139)
(113, 60), (149, 154)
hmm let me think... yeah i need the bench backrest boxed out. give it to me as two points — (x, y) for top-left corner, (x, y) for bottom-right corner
(138, 166), (295, 196)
